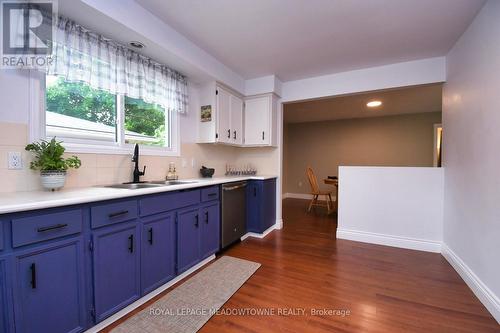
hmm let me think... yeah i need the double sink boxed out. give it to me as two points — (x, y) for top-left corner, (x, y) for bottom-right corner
(105, 180), (198, 190)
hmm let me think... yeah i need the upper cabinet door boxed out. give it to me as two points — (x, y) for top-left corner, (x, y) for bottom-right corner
(230, 95), (244, 145)
(244, 96), (271, 145)
(216, 87), (231, 143)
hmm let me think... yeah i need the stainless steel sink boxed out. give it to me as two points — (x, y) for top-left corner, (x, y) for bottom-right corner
(105, 183), (164, 190)
(148, 180), (198, 185)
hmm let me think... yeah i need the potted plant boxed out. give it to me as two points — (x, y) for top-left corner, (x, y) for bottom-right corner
(25, 138), (81, 191)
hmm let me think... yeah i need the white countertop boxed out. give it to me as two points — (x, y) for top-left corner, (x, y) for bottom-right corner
(0, 175), (277, 215)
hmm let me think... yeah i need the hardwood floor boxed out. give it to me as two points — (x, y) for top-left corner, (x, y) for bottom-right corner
(103, 199), (500, 332)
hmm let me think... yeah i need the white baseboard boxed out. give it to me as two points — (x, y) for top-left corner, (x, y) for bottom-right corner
(241, 224), (277, 241)
(442, 244), (500, 324)
(283, 193), (336, 201)
(84, 255), (216, 333)
(336, 228), (442, 253)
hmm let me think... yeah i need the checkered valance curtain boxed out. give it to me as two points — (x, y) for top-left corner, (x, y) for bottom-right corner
(47, 17), (188, 113)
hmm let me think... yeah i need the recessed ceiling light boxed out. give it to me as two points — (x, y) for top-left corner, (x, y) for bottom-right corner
(367, 100), (382, 108)
(129, 41), (145, 49)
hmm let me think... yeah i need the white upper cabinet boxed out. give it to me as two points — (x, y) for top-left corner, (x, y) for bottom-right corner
(230, 94), (243, 145)
(197, 82), (244, 145)
(216, 86), (232, 143)
(197, 82), (277, 147)
(244, 94), (277, 146)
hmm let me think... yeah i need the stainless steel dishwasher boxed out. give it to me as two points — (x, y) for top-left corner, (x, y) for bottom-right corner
(221, 181), (247, 248)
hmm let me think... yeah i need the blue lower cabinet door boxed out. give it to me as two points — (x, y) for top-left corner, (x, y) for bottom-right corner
(246, 181), (262, 233)
(14, 238), (86, 333)
(262, 178), (277, 231)
(141, 213), (175, 295)
(200, 203), (220, 259)
(93, 223), (140, 322)
(0, 257), (14, 333)
(176, 208), (201, 273)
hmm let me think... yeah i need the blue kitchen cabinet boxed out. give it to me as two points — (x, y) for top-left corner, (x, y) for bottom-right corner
(0, 260), (5, 333)
(0, 256), (14, 333)
(141, 212), (176, 295)
(246, 178), (277, 233)
(92, 222), (140, 322)
(13, 238), (86, 333)
(200, 202), (220, 259)
(176, 207), (201, 273)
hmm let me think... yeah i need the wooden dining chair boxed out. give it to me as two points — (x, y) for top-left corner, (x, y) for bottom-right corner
(306, 167), (334, 214)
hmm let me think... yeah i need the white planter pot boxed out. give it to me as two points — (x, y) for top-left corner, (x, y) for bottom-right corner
(40, 170), (67, 191)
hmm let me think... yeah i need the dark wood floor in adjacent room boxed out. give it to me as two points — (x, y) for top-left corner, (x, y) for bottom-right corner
(103, 199), (500, 333)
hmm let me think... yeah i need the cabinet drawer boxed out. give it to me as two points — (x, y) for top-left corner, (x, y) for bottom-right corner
(139, 190), (200, 217)
(11, 209), (83, 248)
(201, 186), (219, 202)
(91, 200), (138, 229)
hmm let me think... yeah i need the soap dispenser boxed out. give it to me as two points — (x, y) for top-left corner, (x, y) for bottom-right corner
(166, 162), (178, 180)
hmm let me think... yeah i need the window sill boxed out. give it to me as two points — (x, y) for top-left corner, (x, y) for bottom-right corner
(62, 142), (181, 157)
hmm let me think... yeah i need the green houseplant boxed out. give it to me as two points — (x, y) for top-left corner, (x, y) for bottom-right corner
(25, 138), (81, 191)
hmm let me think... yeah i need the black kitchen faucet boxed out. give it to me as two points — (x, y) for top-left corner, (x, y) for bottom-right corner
(132, 144), (146, 183)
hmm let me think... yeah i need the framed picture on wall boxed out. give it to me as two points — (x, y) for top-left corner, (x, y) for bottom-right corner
(201, 105), (212, 122)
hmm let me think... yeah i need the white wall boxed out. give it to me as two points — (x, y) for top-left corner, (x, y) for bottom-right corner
(443, 0), (500, 322)
(0, 70), (30, 124)
(281, 57), (446, 102)
(337, 166), (444, 253)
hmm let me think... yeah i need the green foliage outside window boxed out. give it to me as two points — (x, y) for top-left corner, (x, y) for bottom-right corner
(46, 76), (167, 146)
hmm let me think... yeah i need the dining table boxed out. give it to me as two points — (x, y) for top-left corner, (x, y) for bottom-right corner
(323, 177), (338, 212)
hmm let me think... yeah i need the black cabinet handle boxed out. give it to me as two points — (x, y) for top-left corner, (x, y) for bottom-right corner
(30, 263), (36, 289)
(262, 131), (265, 140)
(148, 227), (153, 245)
(227, 129), (231, 138)
(37, 223), (68, 233)
(233, 131), (236, 139)
(195, 214), (199, 228)
(108, 210), (129, 218)
(254, 187), (257, 197)
(207, 193), (217, 197)
(205, 211), (209, 224)
(128, 234), (134, 253)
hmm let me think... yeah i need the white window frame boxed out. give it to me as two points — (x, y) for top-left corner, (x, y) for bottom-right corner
(29, 70), (181, 157)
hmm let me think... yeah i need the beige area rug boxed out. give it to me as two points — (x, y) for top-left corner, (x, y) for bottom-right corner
(111, 256), (261, 333)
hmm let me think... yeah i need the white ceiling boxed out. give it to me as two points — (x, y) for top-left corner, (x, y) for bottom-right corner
(136, 0), (484, 81)
(284, 84), (442, 123)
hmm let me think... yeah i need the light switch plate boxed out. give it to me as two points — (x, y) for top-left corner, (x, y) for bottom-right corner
(8, 152), (23, 170)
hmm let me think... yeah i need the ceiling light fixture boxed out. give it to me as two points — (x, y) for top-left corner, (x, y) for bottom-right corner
(129, 41), (145, 49)
(367, 100), (382, 108)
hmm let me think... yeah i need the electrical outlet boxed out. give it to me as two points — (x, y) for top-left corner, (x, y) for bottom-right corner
(191, 158), (196, 168)
(8, 152), (23, 170)
(298, 181), (302, 187)
(181, 158), (187, 168)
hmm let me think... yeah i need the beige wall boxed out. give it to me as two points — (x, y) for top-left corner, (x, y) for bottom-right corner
(0, 122), (239, 192)
(284, 112), (442, 194)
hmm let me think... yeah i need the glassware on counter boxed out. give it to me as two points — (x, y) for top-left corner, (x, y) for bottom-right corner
(225, 163), (257, 176)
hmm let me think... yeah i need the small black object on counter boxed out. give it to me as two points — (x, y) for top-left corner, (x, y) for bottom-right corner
(200, 166), (215, 178)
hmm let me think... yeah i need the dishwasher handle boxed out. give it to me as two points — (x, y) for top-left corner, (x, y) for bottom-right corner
(223, 183), (247, 191)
